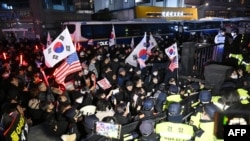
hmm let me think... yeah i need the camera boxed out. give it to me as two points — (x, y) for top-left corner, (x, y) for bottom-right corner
(214, 110), (250, 139)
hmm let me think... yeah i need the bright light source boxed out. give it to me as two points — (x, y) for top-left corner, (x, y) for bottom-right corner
(135, 0), (143, 2)
(197, 3), (209, 9)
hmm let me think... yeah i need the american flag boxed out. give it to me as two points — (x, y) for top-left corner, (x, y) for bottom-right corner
(54, 52), (82, 84)
(97, 77), (111, 90)
(169, 56), (178, 72)
(88, 39), (94, 46)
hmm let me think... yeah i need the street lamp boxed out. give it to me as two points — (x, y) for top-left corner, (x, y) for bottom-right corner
(197, 3), (209, 9)
(197, 3), (209, 19)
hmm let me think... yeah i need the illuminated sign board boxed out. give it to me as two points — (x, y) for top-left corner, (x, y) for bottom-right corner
(136, 6), (198, 20)
(162, 11), (183, 17)
(97, 41), (109, 46)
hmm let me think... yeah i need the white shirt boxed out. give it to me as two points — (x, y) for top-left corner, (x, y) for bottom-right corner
(214, 33), (225, 44)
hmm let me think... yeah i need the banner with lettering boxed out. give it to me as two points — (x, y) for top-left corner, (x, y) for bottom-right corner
(3, 112), (28, 141)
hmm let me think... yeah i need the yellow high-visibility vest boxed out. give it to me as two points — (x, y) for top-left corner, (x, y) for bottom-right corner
(189, 112), (201, 129)
(164, 95), (182, 110)
(195, 121), (221, 141)
(237, 88), (250, 104)
(156, 122), (194, 141)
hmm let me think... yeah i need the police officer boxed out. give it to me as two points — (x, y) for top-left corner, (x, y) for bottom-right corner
(237, 87), (250, 104)
(189, 90), (212, 130)
(137, 119), (160, 141)
(225, 28), (242, 67)
(153, 83), (167, 113)
(164, 84), (182, 110)
(156, 102), (195, 141)
(135, 98), (156, 120)
(194, 103), (222, 141)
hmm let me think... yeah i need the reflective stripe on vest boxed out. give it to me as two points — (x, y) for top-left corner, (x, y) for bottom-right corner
(155, 122), (194, 140)
(237, 88), (250, 104)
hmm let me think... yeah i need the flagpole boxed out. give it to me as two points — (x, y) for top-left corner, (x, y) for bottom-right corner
(39, 65), (50, 87)
(176, 46), (179, 83)
(177, 63), (179, 84)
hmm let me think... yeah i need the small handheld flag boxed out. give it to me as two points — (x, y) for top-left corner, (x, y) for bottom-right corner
(109, 25), (116, 47)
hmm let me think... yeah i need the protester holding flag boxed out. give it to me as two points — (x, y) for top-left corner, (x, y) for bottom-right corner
(130, 37), (135, 49)
(147, 33), (158, 55)
(53, 52), (82, 85)
(87, 39), (94, 46)
(100, 65), (117, 87)
(109, 25), (116, 47)
(165, 43), (179, 72)
(1, 23), (234, 141)
(125, 32), (148, 69)
(43, 28), (77, 68)
(46, 32), (52, 49)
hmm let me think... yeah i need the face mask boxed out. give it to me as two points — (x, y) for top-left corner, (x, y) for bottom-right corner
(153, 78), (158, 83)
(231, 74), (238, 79)
(136, 70), (141, 75)
(84, 69), (89, 75)
(80, 51), (84, 57)
(75, 96), (83, 103)
(153, 72), (158, 76)
(231, 33), (236, 37)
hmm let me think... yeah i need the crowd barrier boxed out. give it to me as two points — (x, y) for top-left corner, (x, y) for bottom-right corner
(181, 42), (215, 78)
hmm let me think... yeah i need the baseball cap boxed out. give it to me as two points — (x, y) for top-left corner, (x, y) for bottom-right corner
(167, 102), (183, 122)
(143, 98), (154, 110)
(204, 103), (221, 120)
(199, 90), (212, 104)
(190, 82), (200, 92)
(168, 102), (182, 116)
(157, 92), (167, 103)
(139, 119), (155, 136)
(168, 85), (179, 94)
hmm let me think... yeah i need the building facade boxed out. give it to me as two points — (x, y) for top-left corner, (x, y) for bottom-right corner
(185, 0), (249, 18)
(0, 0), (93, 39)
(0, 0), (249, 39)
(95, 0), (249, 20)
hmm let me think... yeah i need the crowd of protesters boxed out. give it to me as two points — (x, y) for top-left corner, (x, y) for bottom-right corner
(0, 28), (250, 141)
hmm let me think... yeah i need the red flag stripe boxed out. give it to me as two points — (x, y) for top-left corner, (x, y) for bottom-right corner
(54, 61), (82, 84)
